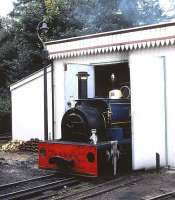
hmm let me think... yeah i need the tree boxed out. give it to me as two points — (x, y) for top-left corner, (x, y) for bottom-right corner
(0, 0), (169, 112)
(0, 18), (16, 88)
(0, 0), (169, 86)
(159, 0), (175, 21)
(8, 0), (83, 75)
(135, 0), (167, 25)
(71, 0), (166, 34)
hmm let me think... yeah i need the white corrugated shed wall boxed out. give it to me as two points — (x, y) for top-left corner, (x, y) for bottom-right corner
(10, 67), (52, 141)
(129, 46), (175, 169)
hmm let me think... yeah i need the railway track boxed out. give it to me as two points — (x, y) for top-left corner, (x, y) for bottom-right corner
(0, 173), (79, 200)
(0, 172), (146, 200)
(142, 190), (175, 200)
(41, 174), (142, 200)
(2, 173), (141, 200)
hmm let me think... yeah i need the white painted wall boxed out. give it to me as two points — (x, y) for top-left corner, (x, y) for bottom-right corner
(10, 68), (52, 141)
(129, 46), (175, 169)
(163, 52), (175, 168)
(129, 54), (166, 170)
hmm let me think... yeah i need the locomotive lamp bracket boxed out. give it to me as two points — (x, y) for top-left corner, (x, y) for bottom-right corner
(111, 141), (119, 176)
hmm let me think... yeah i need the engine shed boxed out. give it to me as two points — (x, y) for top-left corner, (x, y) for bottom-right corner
(10, 21), (175, 171)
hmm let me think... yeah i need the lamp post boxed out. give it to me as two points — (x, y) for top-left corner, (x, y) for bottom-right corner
(36, 21), (49, 140)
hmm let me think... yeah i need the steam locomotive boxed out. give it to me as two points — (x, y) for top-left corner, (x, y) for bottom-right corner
(38, 77), (131, 177)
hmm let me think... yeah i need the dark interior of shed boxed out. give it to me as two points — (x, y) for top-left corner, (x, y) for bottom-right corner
(94, 62), (132, 171)
(94, 62), (130, 98)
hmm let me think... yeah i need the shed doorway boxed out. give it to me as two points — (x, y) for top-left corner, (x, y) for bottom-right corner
(94, 62), (132, 171)
(94, 62), (130, 98)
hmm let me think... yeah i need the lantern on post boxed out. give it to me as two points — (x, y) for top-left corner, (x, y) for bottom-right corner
(36, 21), (49, 140)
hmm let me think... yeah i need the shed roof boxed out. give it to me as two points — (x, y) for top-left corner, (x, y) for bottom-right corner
(10, 65), (51, 91)
(46, 21), (175, 59)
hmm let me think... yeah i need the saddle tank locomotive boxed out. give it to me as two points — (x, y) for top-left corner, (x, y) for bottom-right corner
(38, 76), (131, 177)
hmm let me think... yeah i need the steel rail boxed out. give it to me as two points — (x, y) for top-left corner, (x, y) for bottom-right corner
(0, 177), (78, 200)
(0, 174), (57, 189)
(31, 175), (131, 200)
(18, 176), (135, 200)
(20, 177), (130, 200)
(19, 175), (142, 200)
(59, 176), (130, 199)
(53, 175), (141, 200)
(72, 178), (141, 200)
(142, 190), (175, 200)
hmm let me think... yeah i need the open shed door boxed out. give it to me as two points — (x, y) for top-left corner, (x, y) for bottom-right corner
(130, 56), (166, 170)
(65, 63), (95, 109)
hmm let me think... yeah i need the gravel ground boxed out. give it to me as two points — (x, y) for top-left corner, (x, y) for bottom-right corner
(1, 150), (175, 200)
(88, 170), (175, 200)
(0, 151), (52, 185)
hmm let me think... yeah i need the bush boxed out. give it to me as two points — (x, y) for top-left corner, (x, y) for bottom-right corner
(0, 90), (11, 133)
(0, 94), (11, 113)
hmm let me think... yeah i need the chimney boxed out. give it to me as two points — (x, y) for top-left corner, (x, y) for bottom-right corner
(77, 72), (89, 99)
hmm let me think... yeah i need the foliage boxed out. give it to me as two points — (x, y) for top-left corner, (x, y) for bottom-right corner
(160, 0), (175, 21)
(0, 90), (11, 112)
(0, 0), (172, 113)
(70, 0), (167, 34)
